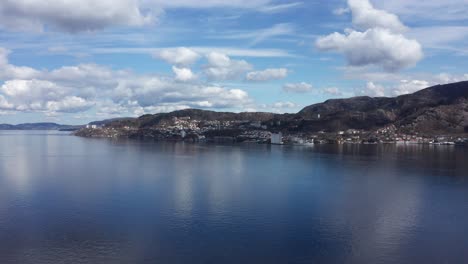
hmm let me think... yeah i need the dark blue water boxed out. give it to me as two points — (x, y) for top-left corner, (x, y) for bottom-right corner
(1, 131), (467, 264)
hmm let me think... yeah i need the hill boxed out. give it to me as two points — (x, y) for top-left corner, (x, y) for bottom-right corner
(0, 122), (82, 131)
(296, 81), (468, 134)
(85, 81), (468, 135)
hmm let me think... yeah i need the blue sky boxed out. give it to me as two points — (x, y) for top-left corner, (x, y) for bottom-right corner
(0, 0), (467, 124)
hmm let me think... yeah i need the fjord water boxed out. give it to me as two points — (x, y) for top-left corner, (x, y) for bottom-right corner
(1, 131), (467, 264)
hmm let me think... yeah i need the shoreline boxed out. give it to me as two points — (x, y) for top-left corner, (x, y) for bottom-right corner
(73, 133), (468, 147)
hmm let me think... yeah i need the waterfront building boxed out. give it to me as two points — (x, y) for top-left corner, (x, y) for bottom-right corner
(271, 132), (283, 145)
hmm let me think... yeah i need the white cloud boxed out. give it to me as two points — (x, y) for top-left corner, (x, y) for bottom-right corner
(0, 0), (154, 33)
(121, 77), (252, 109)
(0, 95), (14, 109)
(348, 0), (407, 33)
(435, 73), (468, 84)
(0, 79), (93, 113)
(0, 48), (41, 79)
(153, 47), (200, 66)
(361, 81), (386, 97)
(283, 82), (313, 93)
(393, 80), (430, 96)
(254, 101), (300, 113)
(204, 52), (253, 80)
(323, 87), (343, 96)
(0, 0), (305, 33)
(348, 69), (468, 97)
(317, 0), (422, 72)
(172, 66), (197, 82)
(48, 64), (116, 85)
(46, 96), (94, 113)
(206, 52), (231, 67)
(1, 79), (66, 101)
(246, 68), (288, 82)
(270, 101), (299, 113)
(0, 47), (255, 117)
(272, 101), (297, 109)
(316, 28), (423, 72)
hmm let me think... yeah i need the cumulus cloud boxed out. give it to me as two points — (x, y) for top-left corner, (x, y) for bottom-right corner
(0, 48), (41, 79)
(362, 81), (386, 97)
(46, 96), (94, 113)
(172, 66), (197, 82)
(0, 0), (153, 33)
(0, 79), (93, 112)
(354, 70), (468, 97)
(392, 80), (430, 96)
(283, 82), (313, 93)
(0, 47), (255, 117)
(118, 76), (251, 110)
(348, 0), (407, 33)
(204, 52), (253, 80)
(391, 73), (468, 96)
(153, 47), (200, 66)
(317, 0), (422, 72)
(1, 79), (66, 101)
(0, 95), (13, 109)
(317, 28), (423, 72)
(246, 68), (288, 82)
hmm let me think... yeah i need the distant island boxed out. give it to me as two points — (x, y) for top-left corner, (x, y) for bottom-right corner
(0, 123), (82, 131)
(73, 81), (468, 146)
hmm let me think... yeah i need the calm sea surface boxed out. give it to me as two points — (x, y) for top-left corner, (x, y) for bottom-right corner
(0, 131), (467, 264)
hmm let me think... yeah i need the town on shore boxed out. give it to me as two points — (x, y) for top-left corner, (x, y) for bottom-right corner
(75, 81), (468, 146)
(76, 116), (468, 147)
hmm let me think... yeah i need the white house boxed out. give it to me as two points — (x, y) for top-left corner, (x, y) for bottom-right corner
(271, 132), (283, 145)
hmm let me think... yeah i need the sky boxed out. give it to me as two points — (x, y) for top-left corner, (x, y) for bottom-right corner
(0, 0), (467, 125)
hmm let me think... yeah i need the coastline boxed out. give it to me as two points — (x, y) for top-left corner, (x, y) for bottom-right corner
(73, 128), (468, 147)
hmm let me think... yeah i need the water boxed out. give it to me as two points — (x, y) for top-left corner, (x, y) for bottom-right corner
(0, 131), (467, 264)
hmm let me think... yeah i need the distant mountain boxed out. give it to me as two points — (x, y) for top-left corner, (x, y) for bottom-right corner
(0, 123), (82, 131)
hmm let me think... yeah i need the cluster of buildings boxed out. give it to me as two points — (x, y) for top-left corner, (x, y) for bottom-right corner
(77, 117), (468, 147)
